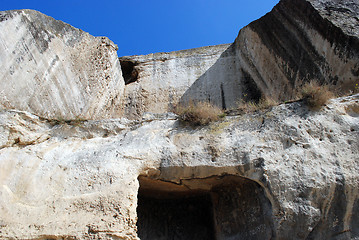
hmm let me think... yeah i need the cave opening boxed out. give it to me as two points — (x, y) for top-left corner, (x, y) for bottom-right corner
(136, 175), (273, 240)
(120, 60), (138, 85)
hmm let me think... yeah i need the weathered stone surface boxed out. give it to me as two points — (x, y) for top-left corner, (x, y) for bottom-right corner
(0, 0), (359, 239)
(308, 0), (359, 37)
(0, 10), (124, 120)
(1, 0), (358, 121)
(121, 0), (359, 119)
(119, 44), (242, 119)
(235, 0), (359, 101)
(0, 94), (358, 239)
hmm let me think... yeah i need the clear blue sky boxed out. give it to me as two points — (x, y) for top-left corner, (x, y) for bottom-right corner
(1, 0), (279, 56)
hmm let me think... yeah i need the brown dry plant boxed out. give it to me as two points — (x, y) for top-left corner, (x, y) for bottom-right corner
(237, 97), (278, 113)
(301, 81), (335, 110)
(173, 101), (224, 125)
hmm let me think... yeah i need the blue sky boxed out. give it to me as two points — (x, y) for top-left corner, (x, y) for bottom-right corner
(1, 0), (279, 56)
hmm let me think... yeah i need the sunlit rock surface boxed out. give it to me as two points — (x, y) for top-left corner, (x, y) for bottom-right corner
(0, 10), (124, 121)
(0, 0), (359, 239)
(119, 44), (240, 119)
(0, 95), (358, 239)
(121, 0), (359, 119)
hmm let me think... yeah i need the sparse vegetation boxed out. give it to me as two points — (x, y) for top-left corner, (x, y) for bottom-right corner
(174, 80), (340, 123)
(173, 101), (224, 126)
(300, 81), (335, 110)
(236, 96), (278, 113)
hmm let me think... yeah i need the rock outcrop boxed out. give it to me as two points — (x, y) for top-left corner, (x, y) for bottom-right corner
(121, 0), (359, 118)
(119, 44), (240, 119)
(0, 10), (124, 121)
(1, 1), (357, 121)
(0, 94), (358, 239)
(0, 0), (359, 239)
(236, 0), (359, 101)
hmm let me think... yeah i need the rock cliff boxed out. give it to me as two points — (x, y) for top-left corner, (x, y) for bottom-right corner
(236, 0), (359, 102)
(120, 0), (359, 118)
(119, 44), (239, 119)
(0, 10), (124, 121)
(0, 0), (358, 239)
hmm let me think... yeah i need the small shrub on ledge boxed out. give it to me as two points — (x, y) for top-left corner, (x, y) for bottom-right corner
(236, 97), (278, 113)
(173, 101), (224, 126)
(301, 81), (334, 110)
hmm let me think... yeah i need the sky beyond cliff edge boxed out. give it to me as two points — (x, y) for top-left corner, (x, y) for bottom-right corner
(1, 0), (280, 56)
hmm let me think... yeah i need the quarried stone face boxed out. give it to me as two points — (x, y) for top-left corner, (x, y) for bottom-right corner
(0, 0), (359, 239)
(0, 10), (124, 121)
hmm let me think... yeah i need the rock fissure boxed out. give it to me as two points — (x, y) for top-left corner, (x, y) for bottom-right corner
(120, 60), (139, 85)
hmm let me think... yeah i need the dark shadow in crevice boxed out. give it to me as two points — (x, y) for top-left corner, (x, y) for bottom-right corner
(120, 60), (138, 85)
(137, 175), (274, 240)
(137, 194), (215, 240)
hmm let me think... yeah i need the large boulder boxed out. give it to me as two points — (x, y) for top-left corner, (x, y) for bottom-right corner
(0, 10), (124, 120)
(234, 0), (359, 101)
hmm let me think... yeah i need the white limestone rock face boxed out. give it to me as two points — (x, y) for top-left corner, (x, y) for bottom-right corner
(119, 44), (243, 119)
(0, 0), (359, 239)
(0, 94), (358, 239)
(0, 10), (124, 120)
(120, 0), (359, 120)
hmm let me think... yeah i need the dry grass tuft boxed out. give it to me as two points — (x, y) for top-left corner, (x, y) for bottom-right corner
(237, 97), (278, 113)
(301, 81), (335, 110)
(173, 101), (224, 125)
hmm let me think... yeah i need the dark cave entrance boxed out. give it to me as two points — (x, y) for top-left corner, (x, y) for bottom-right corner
(137, 175), (273, 240)
(137, 193), (215, 240)
(120, 60), (138, 85)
